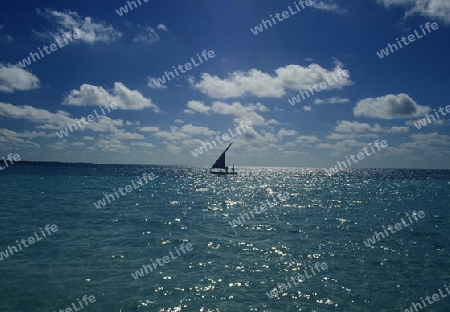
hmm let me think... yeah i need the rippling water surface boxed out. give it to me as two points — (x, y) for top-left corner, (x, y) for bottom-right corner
(1, 163), (450, 311)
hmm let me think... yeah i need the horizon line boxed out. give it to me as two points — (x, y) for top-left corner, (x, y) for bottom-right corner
(12, 160), (450, 171)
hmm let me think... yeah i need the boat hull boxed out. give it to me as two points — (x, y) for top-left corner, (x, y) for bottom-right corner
(210, 171), (237, 175)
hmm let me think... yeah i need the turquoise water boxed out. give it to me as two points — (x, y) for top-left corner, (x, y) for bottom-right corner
(1, 163), (450, 311)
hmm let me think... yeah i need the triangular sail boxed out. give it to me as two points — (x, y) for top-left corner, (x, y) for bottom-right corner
(211, 153), (226, 169)
(211, 143), (232, 169)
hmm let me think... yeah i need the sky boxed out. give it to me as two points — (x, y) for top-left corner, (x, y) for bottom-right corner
(0, 0), (449, 168)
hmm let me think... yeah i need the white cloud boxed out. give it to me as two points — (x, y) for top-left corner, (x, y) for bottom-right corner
(400, 132), (450, 153)
(191, 70), (284, 98)
(317, 139), (369, 154)
(353, 93), (430, 119)
(406, 117), (447, 127)
(151, 124), (216, 144)
(278, 129), (298, 137)
(143, 117), (263, 155)
(0, 63), (40, 93)
(125, 121), (140, 126)
(71, 142), (85, 147)
(303, 106), (312, 111)
(326, 133), (379, 140)
(390, 126), (410, 133)
(335, 120), (410, 133)
(14, 130), (48, 139)
(284, 142), (296, 148)
(133, 25), (160, 44)
(377, 0), (450, 24)
(52, 142), (66, 150)
(0, 102), (64, 127)
(186, 101), (212, 114)
(210, 101), (270, 126)
(96, 138), (128, 152)
(148, 77), (167, 89)
(139, 126), (159, 132)
(311, 0), (347, 13)
(154, 128), (190, 141)
(296, 135), (319, 143)
(0, 102), (146, 148)
(0, 128), (44, 146)
(157, 24), (168, 32)
(63, 82), (160, 111)
(314, 97), (350, 105)
(36, 9), (122, 43)
(130, 142), (155, 148)
(113, 131), (145, 140)
(190, 62), (353, 99)
(336, 121), (378, 133)
(164, 142), (182, 154)
(179, 124), (216, 136)
(274, 107), (285, 112)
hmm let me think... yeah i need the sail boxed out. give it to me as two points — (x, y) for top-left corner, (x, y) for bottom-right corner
(211, 152), (226, 169)
(211, 143), (232, 169)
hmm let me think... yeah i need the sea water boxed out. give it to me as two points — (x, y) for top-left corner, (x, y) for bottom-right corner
(0, 163), (450, 311)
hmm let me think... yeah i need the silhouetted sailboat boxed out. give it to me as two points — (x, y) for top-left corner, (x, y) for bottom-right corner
(210, 143), (237, 175)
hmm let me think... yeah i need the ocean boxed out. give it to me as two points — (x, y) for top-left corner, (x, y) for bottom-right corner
(1, 162), (449, 311)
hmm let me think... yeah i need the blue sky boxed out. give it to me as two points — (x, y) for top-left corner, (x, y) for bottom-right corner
(0, 0), (449, 168)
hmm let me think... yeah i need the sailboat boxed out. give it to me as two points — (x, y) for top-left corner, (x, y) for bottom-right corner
(210, 143), (237, 175)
